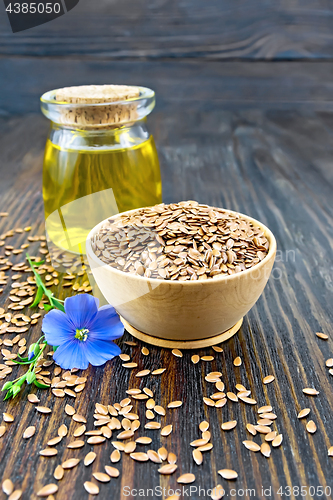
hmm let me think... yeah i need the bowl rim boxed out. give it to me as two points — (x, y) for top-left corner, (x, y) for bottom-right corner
(86, 206), (277, 286)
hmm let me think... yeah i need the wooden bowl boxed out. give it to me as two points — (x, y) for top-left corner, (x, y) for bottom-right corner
(86, 208), (276, 342)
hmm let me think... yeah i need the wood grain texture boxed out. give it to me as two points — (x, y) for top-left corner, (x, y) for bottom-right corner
(0, 108), (332, 499)
(1, 0), (333, 60)
(2, 60), (333, 116)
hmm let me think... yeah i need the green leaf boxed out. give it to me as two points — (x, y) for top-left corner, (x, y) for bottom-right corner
(4, 388), (14, 400)
(31, 260), (45, 267)
(50, 298), (65, 312)
(34, 380), (50, 389)
(43, 303), (53, 312)
(12, 385), (22, 397)
(26, 372), (36, 384)
(1, 381), (13, 391)
(30, 285), (44, 308)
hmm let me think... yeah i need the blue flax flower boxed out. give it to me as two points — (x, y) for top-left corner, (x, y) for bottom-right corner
(42, 294), (123, 370)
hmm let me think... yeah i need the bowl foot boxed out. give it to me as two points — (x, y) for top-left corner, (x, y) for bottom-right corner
(119, 317), (243, 349)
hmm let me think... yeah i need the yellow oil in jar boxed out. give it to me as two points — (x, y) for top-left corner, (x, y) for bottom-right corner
(43, 134), (162, 254)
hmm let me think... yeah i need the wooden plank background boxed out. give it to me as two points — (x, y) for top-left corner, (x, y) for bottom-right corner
(0, 0), (333, 498)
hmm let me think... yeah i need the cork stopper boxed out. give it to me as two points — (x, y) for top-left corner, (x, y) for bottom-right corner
(55, 85), (141, 129)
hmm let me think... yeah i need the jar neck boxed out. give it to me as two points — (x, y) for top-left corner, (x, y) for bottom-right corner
(48, 119), (150, 152)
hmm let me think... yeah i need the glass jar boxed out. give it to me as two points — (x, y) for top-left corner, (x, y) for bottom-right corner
(40, 86), (162, 255)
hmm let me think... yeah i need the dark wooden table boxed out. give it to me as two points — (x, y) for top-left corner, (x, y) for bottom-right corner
(0, 98), (332, 500)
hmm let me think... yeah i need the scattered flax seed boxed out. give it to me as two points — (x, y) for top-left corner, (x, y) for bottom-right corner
(136, 437), (152, 445)
(62, 459), (80, 469)
(123, 362), (138, 368)
(303, 388), (319, 396)
(260, 442), (271, 458)
(161, 425), (173, 437)
(193, 448), (203, 465)
(119, 354), (130, 362)
(3, 413), (14, 422)
(158, 464), (178, 475)
(146, 409), (154, 420)
(47, 437), (62, 446)
(235, 384), (247, 392)
(52, 389), (65, 398)
(23, 426), (35, 439)
(272, 434), (283, 447)
(212, 346), (223, 353)
(325, 359), (333, 368)
(141, 347), (149, 356)
(237, 390), (251, 398)
(83, 482), (99, 495)
(254, 425), (271, 434)
(152, 368), (166, 375)
(124, 442), (136, 454)
(263, 375), (275, 384)
(126, 389), (141, 396)
(67, 440), (85, 448)
(72, 414), (86, 423)
(203, 397), (215, 407)
(218, 469), (238, 480)
(306, 421), (317, 434)
(210, 485), (225, 500)
(154, 405), (166, 416)
(201, 356), (214, 362)
(130, 452), (149, 462)
(143, 387), (153, 397)
(226, 392), (238, 402)
(73, 425), (86, 437)
(53, 465), (64, 480)
(239, 396), (257, 405)
(246, 423), (257, 436)
(215, 381), (225, 392)
(191, 438), (208, 447)
(158, 447), (168, 461)
(124, 341), (137, 346)
(258, 405), (272, 414)
(35, 406), (51, 414)
(177, 473), (195, 484)
(191, 355), (200, 364)
(198, 422), (209, 434)
(136, 369), (150, 377)
(260, 412), (277, 420)
(2, 479), (14, 495)
(242, 440), (260, 452)
(298, 408), (311, 419)
(58, 424), (68, 437)
(147, 450), (162, 463)
(172, 349), (183, 358)
(110, 450), (121, 462)
(93, 473), (110, 483)
(37, 484), (58, 497)
(328, 447), (333, 457)
(145, 422), (161, 430)
(233, 357), (242, 367)
(257, 418), (273, 426)
(221, 420), (237, 431)
(167, 401), (182, 409)
(316, 332), (328, 340)
(166, 495), (180, 500)
(105, 465), (120, 478)
(9, 490), (22, 500)
(87, 436), (106, 445)
(0, 427), (6, 437)
(198, 443), (214, 452)
(265, 431), (277, 442)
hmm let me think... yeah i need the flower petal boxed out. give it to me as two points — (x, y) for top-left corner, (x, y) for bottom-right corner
(89, 306), (124, 341)
(64, 294), (99, 329)
(42, 309), (75, 345)
(85, 339), (121, 366)
(53, 340), (89, 370)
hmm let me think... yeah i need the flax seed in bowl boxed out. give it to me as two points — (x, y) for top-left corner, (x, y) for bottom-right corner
(86, 201), (276, 343)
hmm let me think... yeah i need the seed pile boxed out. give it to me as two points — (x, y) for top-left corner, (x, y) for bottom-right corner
(91, 201), (269, 281)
